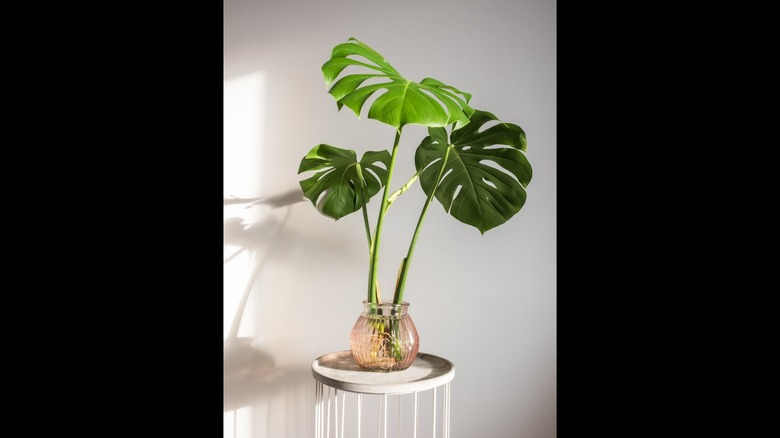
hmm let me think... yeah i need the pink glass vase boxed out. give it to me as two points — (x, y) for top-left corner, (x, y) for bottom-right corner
(349, 300), (420, 372)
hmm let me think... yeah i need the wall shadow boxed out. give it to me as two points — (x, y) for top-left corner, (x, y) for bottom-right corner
(224, 189), (306, 340)
(223, 334), (314, 437)
(223, 337), (311, 412)
(223, 188), (309, 412)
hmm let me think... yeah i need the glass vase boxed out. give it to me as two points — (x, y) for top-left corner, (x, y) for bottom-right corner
(349, 300), (420, 372)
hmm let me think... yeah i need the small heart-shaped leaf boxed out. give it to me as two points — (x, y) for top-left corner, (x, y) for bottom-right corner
(299, 144), (391, 220)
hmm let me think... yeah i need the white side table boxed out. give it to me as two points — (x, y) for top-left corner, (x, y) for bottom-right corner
(312, 350), (455, 438)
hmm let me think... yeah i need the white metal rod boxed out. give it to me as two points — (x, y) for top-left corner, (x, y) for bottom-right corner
(443, 383), (450, 438)
(397, 395), (401, 438)
(375, 394), (381, 438)
(334, 389), (340, 438)
(383, 394), (388, 438)
(357, 393), (362, 438)
(326, 386), (331, 438)
(432, 387), (437, 438)
(414, 391), (418, 438)
(441, 384), (445, 438)
(313, 371), (452, 438)
(440, 385), (443, 438)
(341, 391), (346, 438)
(314, 382), (320, 438)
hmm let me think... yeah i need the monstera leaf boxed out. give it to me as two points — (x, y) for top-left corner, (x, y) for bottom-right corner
(298, 144), (391, 220)
(415, 110), (532, 234)
(322, 37), (475, 129)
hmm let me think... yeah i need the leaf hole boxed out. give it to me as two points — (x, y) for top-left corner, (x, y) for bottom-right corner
(365, 168), (381, 183)
(452, 184), (462, 200)
(418, 88), (450, 114)
(483, 144), (509, 150)
(477, 119), (502, 134)
(445, 184), (463, 214)
(420, 157), (442, 174)
(315, 189), (331, 214)
(479, 159), (520, 184)
(371, 160), (388, 171)
(438, 168), (454, 184)
(482, 177), (497, 190)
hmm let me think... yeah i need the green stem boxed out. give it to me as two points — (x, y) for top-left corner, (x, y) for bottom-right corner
(386, 172), (419, 208)
(393, 145), (452, 304)
(355, 164), (373, 251)
(367, 129), (403, 303)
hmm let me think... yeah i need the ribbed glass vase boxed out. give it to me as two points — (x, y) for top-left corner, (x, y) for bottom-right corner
(349, 301), (420, 372)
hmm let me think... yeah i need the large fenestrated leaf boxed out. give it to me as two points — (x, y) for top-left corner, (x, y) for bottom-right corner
(322, 37), (474, 129)
(298, 144), (391, 220)
(415, 110), (532, 234)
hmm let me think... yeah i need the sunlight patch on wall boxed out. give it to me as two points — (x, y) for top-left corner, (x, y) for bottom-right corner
(224, 71), (266, 198)
(224, 407), (251, 438)
(224, 71), (267, 340)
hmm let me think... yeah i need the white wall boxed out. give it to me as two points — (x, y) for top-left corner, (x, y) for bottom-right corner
(224, 0), (556, 436)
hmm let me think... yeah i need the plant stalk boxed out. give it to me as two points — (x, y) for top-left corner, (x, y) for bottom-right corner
(355, 164), (373, 251)
(393, 145), (452, 304)
(386, 172), (419, 208)
(367, 129), (403, 303)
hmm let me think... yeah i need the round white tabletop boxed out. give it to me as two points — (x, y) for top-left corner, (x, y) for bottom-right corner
(311, 350), (455, 395)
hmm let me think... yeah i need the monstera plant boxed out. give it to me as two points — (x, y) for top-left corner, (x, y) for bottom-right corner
(298, 37), (532, 371)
